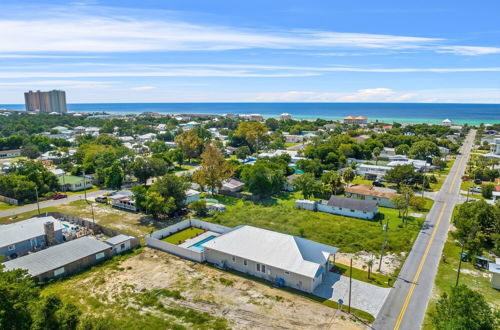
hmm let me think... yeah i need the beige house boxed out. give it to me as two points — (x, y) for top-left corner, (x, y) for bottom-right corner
(345, 184), (399, 208)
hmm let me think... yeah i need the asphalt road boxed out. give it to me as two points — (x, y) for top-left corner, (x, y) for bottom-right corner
(373, 130), (475, 330)
(0, 189), (108, 219)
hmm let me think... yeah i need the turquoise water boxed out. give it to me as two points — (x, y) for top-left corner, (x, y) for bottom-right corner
(290, 165), (304, 174)
(188, 235), (217, 252)
(204, 198), (219, 205)
(1, 102), (499, 124)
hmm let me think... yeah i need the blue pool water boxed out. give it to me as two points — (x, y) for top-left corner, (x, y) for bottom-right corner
(243, 157), (257, 164)
(189, 235), (218, 252)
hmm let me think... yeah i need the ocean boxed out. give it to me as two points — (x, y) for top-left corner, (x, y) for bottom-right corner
(1, 103), (499, 125)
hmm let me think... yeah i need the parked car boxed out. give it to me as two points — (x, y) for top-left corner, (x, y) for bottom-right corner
(470, 186), (482, 193)
(474, 178), (482, 185)
(52, 193), (67, 200)
(95, 196), (108, 203)
(373, 181), (385, 187)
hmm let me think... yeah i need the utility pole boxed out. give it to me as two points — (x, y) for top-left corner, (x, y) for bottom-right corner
(421, 174), (426, 198)
(35, 186), (40, 215)
(82, 169), (87, 202)
(456, 242), (465, 286)
(348, 258), (352, 314)
(90, 203), (96, 234)
(378, 223), (388, 272)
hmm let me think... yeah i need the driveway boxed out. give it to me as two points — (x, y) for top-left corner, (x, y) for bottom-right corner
(313, 271), (391, 318)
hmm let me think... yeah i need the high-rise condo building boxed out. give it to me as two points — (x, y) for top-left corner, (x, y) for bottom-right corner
(24, 90), (67, 113)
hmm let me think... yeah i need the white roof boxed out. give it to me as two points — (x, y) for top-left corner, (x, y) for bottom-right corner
(0, 217), (63, 248)
(489, 263), (500, 274)
(203, 225), (338, 279)
(185, 189), (200, 196)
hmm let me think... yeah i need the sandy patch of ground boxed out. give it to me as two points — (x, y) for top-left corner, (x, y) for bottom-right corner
(335, 251), (403, 276)
(80, 248), (366, 329)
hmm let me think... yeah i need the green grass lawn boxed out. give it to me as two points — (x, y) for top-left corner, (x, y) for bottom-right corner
(351, 176), (373, 186)
(162, 227), (205, 244)
(64, 186), (100, 195)
(332, 263), (394, 288)
(430, 174), (446, 192)
(204, 193), (426, 258)
(433, 158), (455, 176)
(0, 201), (18, 211)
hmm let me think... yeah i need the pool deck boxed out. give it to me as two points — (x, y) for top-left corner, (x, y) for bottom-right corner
(179, 231), (220, 249)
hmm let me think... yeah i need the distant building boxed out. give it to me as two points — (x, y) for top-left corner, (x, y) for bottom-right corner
(495, 138), (500, 155)
(24, 90), (67, 113)
(58, 175), (93, 192)
(345, 184), (399, 208)
(295, 196), (378, 220)
(344, 116), (367, 125)
(0, 149), (21, 159)
(442, 118), (452, 126)
(279, 113), (292, 121)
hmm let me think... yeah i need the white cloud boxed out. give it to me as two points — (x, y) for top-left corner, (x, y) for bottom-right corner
(130, 86), (156, 91)
(0, 5), (497, 56)
(253, 88), (500, 103)
(437, 46), (500, 56)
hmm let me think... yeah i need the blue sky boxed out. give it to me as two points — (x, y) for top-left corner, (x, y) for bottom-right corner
(1, 0), (499, 103)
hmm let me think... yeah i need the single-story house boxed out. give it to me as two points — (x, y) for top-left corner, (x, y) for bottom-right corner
(185, 189), (201, 205)
(105, 234), (136, 255)
(220, 178), (245, 192)
(317, 196), (378, 220)
(3, 237), (112, 282)
(283, 174), (298, 191)
(345, 184), (399, 208)
(136, 133), (156, 143)
(284, 134), (305, 143)
(355, 163), (392, 180)
(58, 175), (94, 192)
(0, 216), (64, 260)
(0, 149), (21, 158)
(380, 147), (396, 158)
(110, 190), (137, 212)
(343, 116), (367, 125)
(203, 225), (338, 293)
(489, 259), (500, 289)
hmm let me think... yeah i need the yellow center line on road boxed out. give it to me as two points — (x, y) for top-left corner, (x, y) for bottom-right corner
(393, 202), (447, 330)
(447, 143), (468, 194)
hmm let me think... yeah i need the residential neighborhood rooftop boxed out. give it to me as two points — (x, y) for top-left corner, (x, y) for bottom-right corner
(326, 195), (378, 212)
(3, 237), (111, 277)
(202, 225), (338, 279)
(0, 216), (63, 248)
(345, 184), (399, 199)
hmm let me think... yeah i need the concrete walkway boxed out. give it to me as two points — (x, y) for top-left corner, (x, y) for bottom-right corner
(313, 272), (391, 318)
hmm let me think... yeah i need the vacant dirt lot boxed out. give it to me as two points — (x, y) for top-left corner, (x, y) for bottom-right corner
(46, 248), (365, 329)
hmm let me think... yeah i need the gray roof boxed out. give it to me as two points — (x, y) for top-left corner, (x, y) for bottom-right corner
(203, 225), (338, 279)
(326, 196), (378, 212)
(0, 216), (64, 248)
(105, 234), (133, 246)
(3, 237), (110, 277)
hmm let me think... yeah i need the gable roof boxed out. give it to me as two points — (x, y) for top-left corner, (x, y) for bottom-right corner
(326, 195), (378, 212)
(0, 216), (63, 248)
(3, 237), (110, 277)
(202, 225), (338, 278)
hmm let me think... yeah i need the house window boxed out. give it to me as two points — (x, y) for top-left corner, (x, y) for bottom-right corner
(339, 207), (342, 210)
(232, 256), (236, 263)
(54, 267), (65, 276)
(298, 280), (302, 287)
(261, 265), (266, 273)
(8, 245), (15, 251)
(350, 209), (355, 212)
(95, 252), (105, 260)
(243, 259), (247, 266)
(363, 211), (367, 214)
(256, 264), (261, 272)
(284, 271), (290, 275)
(120, 243), (125, 249)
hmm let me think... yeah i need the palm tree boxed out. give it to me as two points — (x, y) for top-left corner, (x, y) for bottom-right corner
(365, 257), (374, 280)
(321, 171), (342, 195)
(343, 168), (355, 187)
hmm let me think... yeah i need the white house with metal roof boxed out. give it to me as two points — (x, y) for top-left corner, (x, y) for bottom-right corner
(202, 225), (338, 293)
(0, 216), (64, 260)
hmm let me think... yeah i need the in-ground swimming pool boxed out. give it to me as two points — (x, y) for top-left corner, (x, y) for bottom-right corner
(188, 235), (218, 252)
